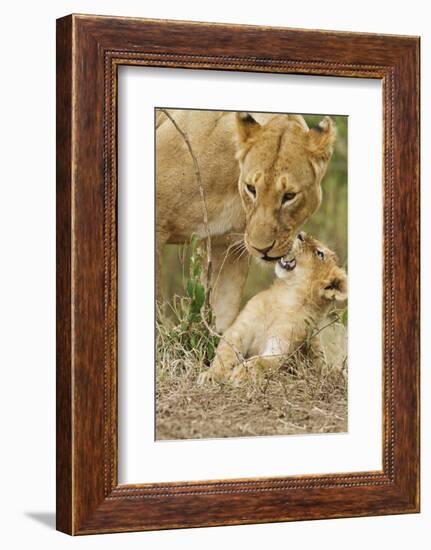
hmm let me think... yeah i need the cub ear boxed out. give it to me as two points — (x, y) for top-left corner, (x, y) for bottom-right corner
(307, 116), (337, 179)
(321, 266), (347, 302)
(236, 112), (262, 147)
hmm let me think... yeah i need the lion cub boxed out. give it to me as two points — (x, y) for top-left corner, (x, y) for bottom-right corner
(200, 232), (347, 384)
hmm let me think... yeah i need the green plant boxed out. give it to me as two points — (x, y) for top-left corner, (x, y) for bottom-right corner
(158, 235), (219, 365)
(185, 235), (207, 323)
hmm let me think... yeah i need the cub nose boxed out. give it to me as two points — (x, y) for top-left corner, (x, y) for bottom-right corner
(252, 240), (275, 255)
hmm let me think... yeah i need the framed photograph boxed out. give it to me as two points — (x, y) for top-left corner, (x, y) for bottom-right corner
(56, 14), (420, 534)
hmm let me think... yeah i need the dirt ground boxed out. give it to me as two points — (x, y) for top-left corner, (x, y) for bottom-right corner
(156, 324), (348, 440)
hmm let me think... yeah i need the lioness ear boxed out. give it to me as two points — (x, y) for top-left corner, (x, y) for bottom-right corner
(236, 112), (262, 147)
(321, 266), (347, 302)
(307, 116), (336, 178)
(287, 113), (309, 131)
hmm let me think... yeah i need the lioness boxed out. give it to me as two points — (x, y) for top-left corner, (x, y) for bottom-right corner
(156, 109), (336, 332)
(200, 232), (347, 384)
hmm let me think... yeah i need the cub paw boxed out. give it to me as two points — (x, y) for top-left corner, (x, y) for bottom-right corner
(229, 364), (247, 385)
(197, 366), (228, 385)
(197, 370), (216, 385)
(197, 357), (235, 385)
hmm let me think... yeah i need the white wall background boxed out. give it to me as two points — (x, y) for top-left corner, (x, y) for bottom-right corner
(0, 0), (427, 548)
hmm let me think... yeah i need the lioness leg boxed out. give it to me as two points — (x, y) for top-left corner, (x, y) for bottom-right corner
(208, 235), (249, 333)
(155, 231), (168, 308)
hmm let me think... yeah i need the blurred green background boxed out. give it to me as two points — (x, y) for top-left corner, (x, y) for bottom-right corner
(161, 113), (347, 305)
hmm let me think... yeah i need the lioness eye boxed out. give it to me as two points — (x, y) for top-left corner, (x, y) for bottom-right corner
(282, 192), (296, 204)
(316, 249), (325, 260)
(246, 184), (256, 197)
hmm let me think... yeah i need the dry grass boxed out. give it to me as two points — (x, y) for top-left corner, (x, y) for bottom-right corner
(156, 111), (348, 441)
(156, 306), (348, 440)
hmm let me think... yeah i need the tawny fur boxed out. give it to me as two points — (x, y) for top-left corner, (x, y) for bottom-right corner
(156, 110), (336, 331)
(200, 233), (347, 384)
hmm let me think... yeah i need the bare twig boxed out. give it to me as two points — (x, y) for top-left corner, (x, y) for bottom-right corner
(159, 109), (213, 307)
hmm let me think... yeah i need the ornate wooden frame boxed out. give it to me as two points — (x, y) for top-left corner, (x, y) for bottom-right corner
(56, 14), (420, 534)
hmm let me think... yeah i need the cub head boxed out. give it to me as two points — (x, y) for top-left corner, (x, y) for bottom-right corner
(275, 232), (347, 305)
(236, 112), (336, 262)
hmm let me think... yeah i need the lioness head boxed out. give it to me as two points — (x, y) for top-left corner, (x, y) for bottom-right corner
(236, 112), (336, 261)
(275, 232), (347, 305)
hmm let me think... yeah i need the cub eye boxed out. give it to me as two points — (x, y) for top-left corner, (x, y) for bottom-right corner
(246, 184), (256, 197)
(297, 233), (304, 241)
(282, 192), (296, 205)
(315, 249), (325, 261)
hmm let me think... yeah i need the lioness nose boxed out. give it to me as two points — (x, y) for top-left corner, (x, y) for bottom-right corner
(253, 241), (275, 255)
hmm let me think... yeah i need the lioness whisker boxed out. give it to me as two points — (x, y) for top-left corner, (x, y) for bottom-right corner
(211, 238), (246, 292)
(235, 246), (249, 263)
